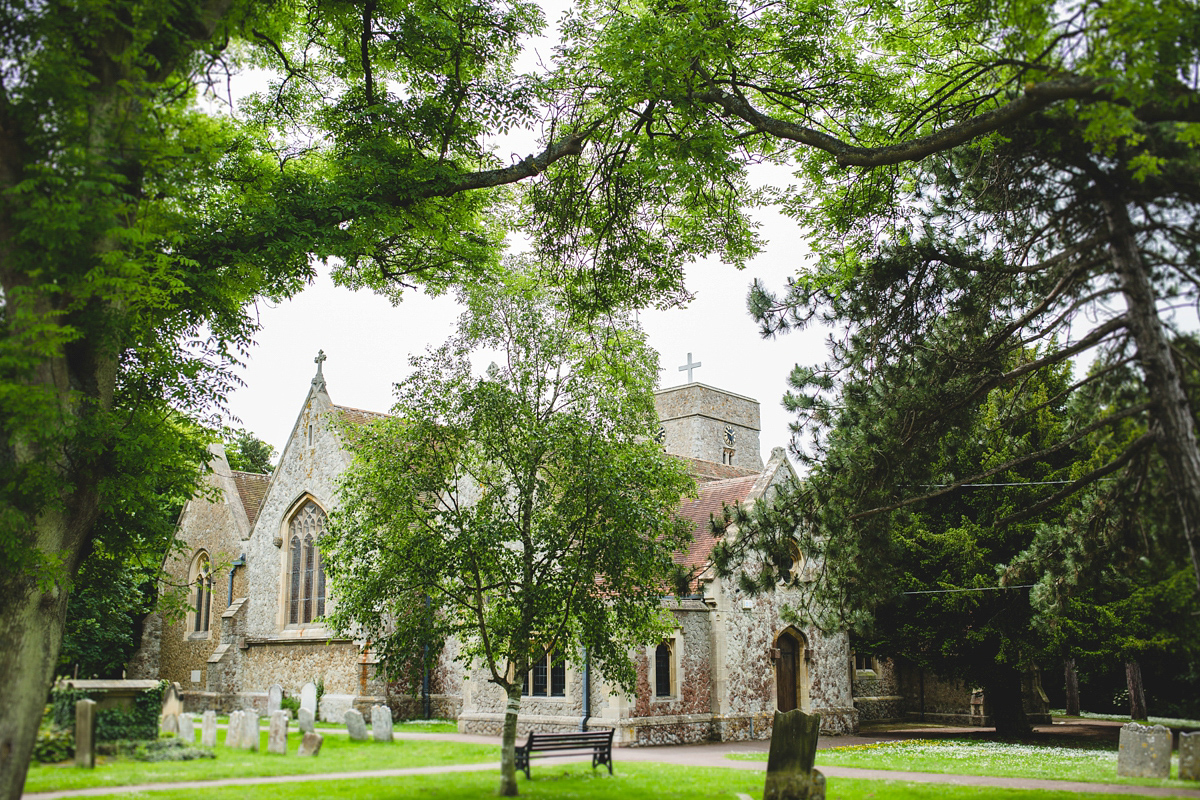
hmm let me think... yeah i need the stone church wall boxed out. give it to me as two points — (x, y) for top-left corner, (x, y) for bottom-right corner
(242, 392), (347, 639)
(155, 446), (252, 692)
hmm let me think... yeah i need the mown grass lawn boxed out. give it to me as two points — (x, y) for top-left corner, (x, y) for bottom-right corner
(26, 762), (1154, 800)
(729, 738), (1200, 790)
(25, 730), (497, 794)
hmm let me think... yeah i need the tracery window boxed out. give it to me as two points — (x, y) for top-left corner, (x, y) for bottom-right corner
(288, 500), (327, 625)
(191, 554), (212, 634)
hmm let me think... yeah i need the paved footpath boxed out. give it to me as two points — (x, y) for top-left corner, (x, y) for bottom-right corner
(24, 724), (1200, 800)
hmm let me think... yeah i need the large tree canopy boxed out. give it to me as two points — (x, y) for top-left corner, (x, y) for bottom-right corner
(323, 269), (694, 796)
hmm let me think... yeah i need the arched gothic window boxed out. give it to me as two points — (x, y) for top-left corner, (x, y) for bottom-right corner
(654, 642), (673, 697)
(288, 501), (327, 625)
(192, 554), (212, 634)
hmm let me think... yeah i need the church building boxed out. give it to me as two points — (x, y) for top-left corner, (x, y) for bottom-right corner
(128, 355), (861, 741)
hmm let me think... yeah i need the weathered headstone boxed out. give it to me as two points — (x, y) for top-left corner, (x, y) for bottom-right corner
(298, 706), (315, 734)
(160, 681), (184, 721)
(300, 682), (318, 714)
(160, 712), (179, 736)
(345, 709), (369, 741)
(297, 732), (324, 757)
(240, 710), (260, 751)
(178, 713), (195, 743)
(268, 710), (289, 755)
(225, 710), (243, 748)
(1180, 731), (1200, 781)
(1117, 722), (1172, 779)
(201, 710), (218, 747)
(74, 699), (97, 769)
(267, 684), (283, 715)
(371, 704), (393, 742)
(763, 709), (824, 800)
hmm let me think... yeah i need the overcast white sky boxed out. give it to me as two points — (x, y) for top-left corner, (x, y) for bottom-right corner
(228, 198), (832, 465)
(221, 12), (835, 465)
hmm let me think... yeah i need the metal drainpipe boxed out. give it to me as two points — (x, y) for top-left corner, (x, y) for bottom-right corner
(580, 647), (591, 732)
(228, 554), (246, 605)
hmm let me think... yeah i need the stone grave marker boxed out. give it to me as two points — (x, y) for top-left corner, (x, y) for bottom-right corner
(371, 704), (393, 742)
(74, 699), (97, 769)
(1117, 722), (1172, 778)
(201, 710), (218, 747)
(160, 713), (179, 736)
(298, 732), (324, 757)
(160, 681), (184, 722)
(178, 713), (195, 743)
(268, 684), (283, 715)
(240, 710), (260, 752)
(345, 709), (369, 741)
(225, 710), (243, 748)
(268, 711), (289, 755)
(298, 706), (315, 734)
(300, 682), (318, 714)
(1181, 731), (1199, 781)
(763, 709), (825, 800)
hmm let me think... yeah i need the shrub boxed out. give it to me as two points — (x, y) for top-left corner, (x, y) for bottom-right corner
(33, 725), (73, 764)
(118, 738), (215, 762)
(280, 695), (300, 714)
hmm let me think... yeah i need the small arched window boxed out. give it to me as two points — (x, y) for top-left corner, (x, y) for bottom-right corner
(191, 554), (212, 634)
(287, 500), (327, 625)
(655, 641), (673, 697)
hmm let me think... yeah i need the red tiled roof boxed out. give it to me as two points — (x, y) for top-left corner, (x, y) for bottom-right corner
(677, 456), (760, 483)
(333, 404), (390, 426)
(673, 474), (759, 573)
(231, 471), (270, 527)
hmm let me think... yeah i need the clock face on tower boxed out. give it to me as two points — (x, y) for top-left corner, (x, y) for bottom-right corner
(723, 425), (736, 447)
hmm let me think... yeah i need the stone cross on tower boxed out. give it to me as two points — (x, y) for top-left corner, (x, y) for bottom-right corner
(678, 352), (702, 383)
(312, 349), (327, 390)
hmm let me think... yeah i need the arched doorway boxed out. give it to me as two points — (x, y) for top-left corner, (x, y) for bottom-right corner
(775, 629), (809, 712)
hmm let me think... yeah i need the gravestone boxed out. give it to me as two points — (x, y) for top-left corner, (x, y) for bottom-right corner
(268, 684), (283, 715)
(240, 710), (260, 752)
(298, 706), (315, 734)
(1181, 731), (1200, 781)
(345, 709), (369, 741)
(74, 699), (97, 769)
(300, 682), (318, 714)
(201, 710), (218, 747)
(371, 704), (393, 742)
(1117, 722), (1172, 778)
(298, 732), (324, 757)
(178, 713), (195, 743)
(763, 709), (825, 800)
(160, 713), (179, 736)
(268, 711), (289, 755)
(160, 681), (184, 723)
(225, 710), (243, 748)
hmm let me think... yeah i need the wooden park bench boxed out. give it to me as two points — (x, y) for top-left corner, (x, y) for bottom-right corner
(514, 728), (615, 779)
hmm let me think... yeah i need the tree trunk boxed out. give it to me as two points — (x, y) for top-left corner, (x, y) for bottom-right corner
(0, 510), (91, 800)
(1125, 659), (1148, 720)
(1100, 191), (1200, 591)
(1064, 657), (1081, 717)
(498, 683), (522, 796)
(983, 666), (1031, 736)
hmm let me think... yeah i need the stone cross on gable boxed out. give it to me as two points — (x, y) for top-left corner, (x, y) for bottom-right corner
(312, 349), (327, 389)
(678, 352), (702, 383)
